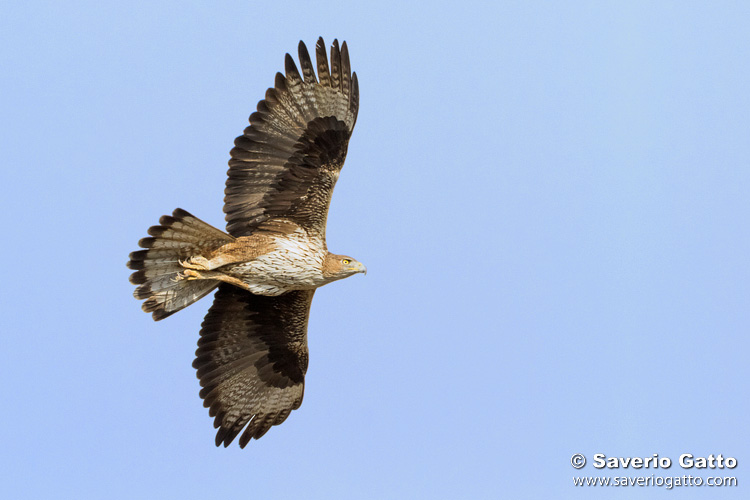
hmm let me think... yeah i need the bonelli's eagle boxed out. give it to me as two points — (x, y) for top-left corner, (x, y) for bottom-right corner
(127, 38), (365, 448)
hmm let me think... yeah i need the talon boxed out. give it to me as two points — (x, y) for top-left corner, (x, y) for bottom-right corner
(180, 256), (211, 271)
(184, 269), (202, 280)
(175, 269), (202, 282)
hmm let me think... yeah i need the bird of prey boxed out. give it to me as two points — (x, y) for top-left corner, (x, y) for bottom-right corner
(127, 38), (365, 448)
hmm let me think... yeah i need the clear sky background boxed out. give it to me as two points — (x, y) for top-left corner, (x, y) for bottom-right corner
(2, 1), (748, 498)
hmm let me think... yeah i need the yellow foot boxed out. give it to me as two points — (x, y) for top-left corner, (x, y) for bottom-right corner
(179, 256), (211, 271)
(174, 269), (203, 282)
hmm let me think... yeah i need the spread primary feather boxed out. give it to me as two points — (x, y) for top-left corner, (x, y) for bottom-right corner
(127, 38), (365, 448)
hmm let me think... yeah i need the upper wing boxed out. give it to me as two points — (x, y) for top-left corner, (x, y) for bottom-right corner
(225, 37), (359, 237)
(193, 284), (314, 447)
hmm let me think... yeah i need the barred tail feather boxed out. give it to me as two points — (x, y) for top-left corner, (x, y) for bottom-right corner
(127, 208), (234, 321)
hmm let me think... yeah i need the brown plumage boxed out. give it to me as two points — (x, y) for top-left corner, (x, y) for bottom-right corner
(127, 38), (365, 447)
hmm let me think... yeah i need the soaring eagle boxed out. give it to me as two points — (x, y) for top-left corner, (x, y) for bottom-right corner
(127, 38), (365, 447)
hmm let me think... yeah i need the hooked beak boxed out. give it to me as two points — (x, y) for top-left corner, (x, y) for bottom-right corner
(352, 262), (367, 275)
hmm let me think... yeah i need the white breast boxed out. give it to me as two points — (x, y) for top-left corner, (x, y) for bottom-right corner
(233, 228), (327, 295)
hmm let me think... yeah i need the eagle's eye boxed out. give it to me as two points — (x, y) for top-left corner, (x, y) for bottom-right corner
(342, 259), (351, 265)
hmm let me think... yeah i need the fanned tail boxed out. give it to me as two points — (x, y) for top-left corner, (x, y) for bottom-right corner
(127, 208), (234, 321)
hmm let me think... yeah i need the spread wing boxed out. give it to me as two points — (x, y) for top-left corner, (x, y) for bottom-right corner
(193, 285), (314, 447)
(225, 37), (359, 237)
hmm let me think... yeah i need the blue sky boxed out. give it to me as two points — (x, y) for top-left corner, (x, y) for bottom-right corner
(2, 1), (749, 498)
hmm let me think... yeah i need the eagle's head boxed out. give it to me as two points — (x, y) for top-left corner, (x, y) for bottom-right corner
(323, 253), (367, 281)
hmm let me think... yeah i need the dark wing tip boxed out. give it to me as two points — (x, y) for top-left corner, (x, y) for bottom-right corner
(351, 71), (360, 127)
(129, 270), (147, 285)
(157, 215), (175, 227)
(127, 250), (144, 270)
(172, 208), (192, 219)
(341, 41), (350, 72)
(297, 40), (316, 83)
(238, 420), (268, 447)
(340, 41), (351, 98)
(148, 225), (167, 238)
(138, 236), (156, 248)
(214, 416), (246, 448)
(126, 259), (144, 271)
(284, 53), (302, 83)
(151, 308), (174, 321)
